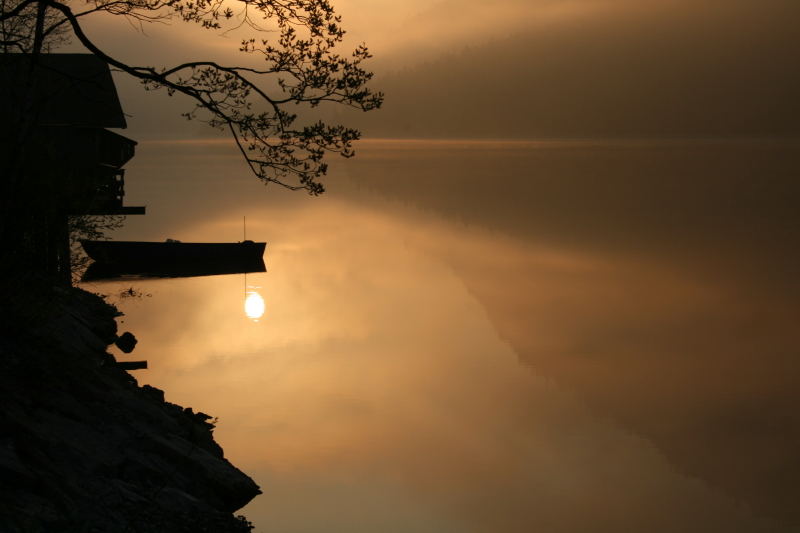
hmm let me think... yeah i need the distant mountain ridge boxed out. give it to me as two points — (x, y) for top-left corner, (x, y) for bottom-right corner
(343, 0), (800, 139)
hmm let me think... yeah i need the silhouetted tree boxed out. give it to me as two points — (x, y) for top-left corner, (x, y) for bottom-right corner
(0, 0), (381, 295)
(0, 0), (69, 52)
(68, 214), (125, 281)
(1, 0), (382, 195)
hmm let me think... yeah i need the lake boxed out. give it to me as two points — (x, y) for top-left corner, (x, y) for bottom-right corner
(82, 138), (800, 532)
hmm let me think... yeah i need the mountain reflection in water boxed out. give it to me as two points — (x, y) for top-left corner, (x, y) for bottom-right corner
(84, 139), (800, 533)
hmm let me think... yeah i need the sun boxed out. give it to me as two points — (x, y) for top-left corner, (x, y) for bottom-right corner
(244, 291), (265, 321)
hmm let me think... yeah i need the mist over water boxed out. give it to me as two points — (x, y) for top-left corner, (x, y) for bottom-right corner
(88, 0), (800, 142)
(87, 139), (800, 532)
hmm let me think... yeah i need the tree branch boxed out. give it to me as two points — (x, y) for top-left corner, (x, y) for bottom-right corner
(37, 0), (381, 194)
(0, 0), (36, 22)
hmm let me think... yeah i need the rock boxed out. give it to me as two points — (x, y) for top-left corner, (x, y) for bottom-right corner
(141, 384), (165, 403)
(195, 411), (214, 423)
(115, 331), (138, 353)
(0, 288), (260, 532)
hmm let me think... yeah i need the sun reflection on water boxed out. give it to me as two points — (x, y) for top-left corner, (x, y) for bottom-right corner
(244, 290), (265, 321)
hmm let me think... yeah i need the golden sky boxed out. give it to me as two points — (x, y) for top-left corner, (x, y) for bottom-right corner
(64, 0), (799, 140)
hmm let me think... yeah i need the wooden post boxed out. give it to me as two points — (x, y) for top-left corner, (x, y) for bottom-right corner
(116, 361), (148, 370)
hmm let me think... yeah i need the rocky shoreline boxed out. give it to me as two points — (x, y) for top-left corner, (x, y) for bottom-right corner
(0, 287), (260, 532)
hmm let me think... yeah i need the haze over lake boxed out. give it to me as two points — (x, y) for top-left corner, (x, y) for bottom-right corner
(86, 138), (800, 532)
(5, 0), (799, 528)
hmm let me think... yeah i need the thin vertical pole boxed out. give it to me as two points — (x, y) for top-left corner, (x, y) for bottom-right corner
(243, 216), (248, 311)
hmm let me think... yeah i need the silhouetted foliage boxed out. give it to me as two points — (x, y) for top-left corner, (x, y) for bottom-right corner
(0, 0), (70, 52)
(1, 0), (382, 288)
(1, 0), (382, 195)
(68, 214), (124, 282)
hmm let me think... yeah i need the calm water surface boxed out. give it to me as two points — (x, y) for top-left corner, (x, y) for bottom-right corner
(83, 139), (800, 532)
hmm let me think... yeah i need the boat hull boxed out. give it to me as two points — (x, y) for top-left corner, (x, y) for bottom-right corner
(80, 240), (266, 279)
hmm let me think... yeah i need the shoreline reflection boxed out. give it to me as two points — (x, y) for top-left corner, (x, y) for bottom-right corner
(90, 139), (800, 532)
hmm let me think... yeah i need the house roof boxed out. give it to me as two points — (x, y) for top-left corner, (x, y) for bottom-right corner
(0, 53), (127, 128)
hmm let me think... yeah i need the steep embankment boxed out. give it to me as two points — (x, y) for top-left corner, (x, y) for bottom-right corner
(0, 288), (260, 532)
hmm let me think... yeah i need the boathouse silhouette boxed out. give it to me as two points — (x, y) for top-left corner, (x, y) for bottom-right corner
(0, 53), (144, 283)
